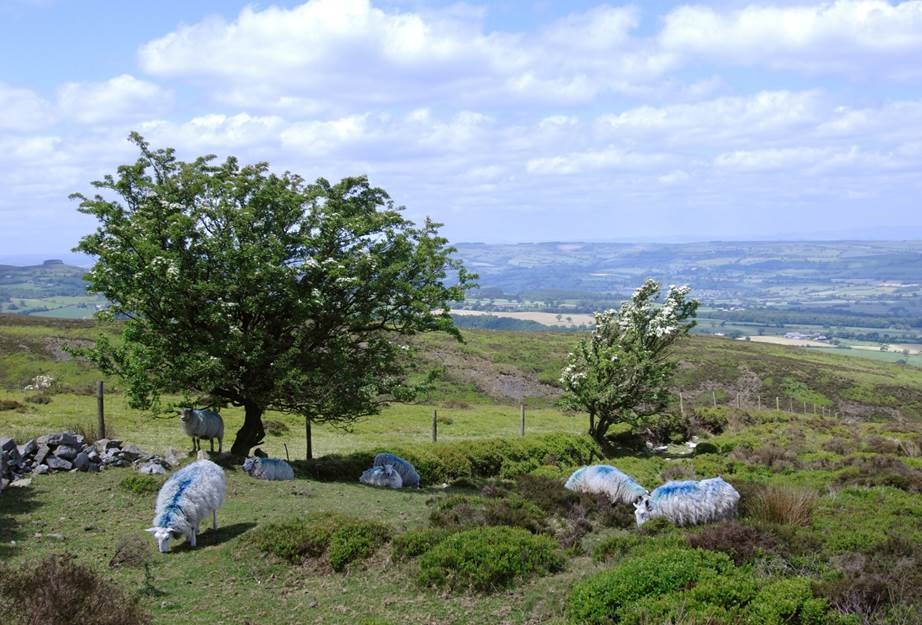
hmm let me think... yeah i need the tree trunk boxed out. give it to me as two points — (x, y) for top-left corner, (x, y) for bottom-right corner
(588, 411), (596, 437)
(230, 403), (266, 457)
(305, 417), (312, 460)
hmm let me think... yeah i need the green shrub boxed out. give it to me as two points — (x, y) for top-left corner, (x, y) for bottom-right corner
(251, 513), (389, 570)
(391, 528), (454, 560)
(328, 520), (390, 571)
(566, 547), (735, 625)
(119, 474), (162, 495)
(692, 407), (730, 435)
(694, 441), (720, 455)
(296, 433), (600, 485)
(747, 578), (832, 625)
(592, 532), (643, 562)
(417, 526), (564, 591)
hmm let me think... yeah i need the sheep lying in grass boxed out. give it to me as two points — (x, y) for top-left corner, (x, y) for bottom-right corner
(146, 459), (225, 553)
(180, 408), (224, 453)
(360, 464), (403, 489)
(634, 477), (740, 527)
(373, 452), (420, 488)
(242, 457), (294, 481)
(564, 465), (648, 505)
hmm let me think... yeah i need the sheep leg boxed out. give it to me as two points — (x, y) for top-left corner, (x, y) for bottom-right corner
(192, 437), (198, 453)
(212, 510), (218, 530)
(217, 437), (222, 454)
(210, 437), (215, 453)
(190, 528), (197, 548)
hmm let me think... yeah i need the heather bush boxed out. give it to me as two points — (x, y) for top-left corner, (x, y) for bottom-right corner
(417, 526), (564, 591)
(251, 512), (390, 570)
(119, 474), (162, 495)
(391, 528), (454, 560)
(0, 554), (151, 625)
(686, 520), (779, 564)
(429, 494), (547, 534)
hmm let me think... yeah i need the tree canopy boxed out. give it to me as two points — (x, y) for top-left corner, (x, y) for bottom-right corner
(74, 134), (475, 455)
(559, 279), (698, 447)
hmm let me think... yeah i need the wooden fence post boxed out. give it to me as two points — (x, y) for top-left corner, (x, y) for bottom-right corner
(432, 409), (438, 443)
(679, 393), (685, 418)
(96, 381), (105, 440)
(757, 395), (762, 410)
(305, 418), (312, 460)
(711, 390), (717, 407)
(520, 404), (526, 437)
(776, 397), (780, 410)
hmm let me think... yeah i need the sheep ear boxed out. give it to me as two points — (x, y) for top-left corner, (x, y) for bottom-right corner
(145, 527), (159, 533)
(633, 500), (641, 509)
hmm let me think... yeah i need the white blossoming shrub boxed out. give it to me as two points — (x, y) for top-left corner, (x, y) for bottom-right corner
(560, 279), (697, 446)
(23, 374), (57, 392)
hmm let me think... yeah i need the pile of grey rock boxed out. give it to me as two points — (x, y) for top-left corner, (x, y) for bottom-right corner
(0, 432), (184, 491)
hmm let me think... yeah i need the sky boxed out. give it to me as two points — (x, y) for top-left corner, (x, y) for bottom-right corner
(2, 0), (922, 259)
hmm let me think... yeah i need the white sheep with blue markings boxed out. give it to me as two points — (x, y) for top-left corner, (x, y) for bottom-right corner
(242, 456), (294, 481)
(180, 408), (224, 453)
(373, 452), (420, 488)
(360, 464), (403, 489)
(634, 477), (740, 527)
(146, 458), (225, 553)
(564, 465), (648, 505)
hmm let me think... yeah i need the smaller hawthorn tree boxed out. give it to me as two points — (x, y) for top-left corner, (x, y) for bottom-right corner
(560, 279), (698, 447)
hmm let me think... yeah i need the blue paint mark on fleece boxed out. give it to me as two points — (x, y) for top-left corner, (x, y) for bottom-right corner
(155, 464), (204, 528)
(652, 481), (699, 500)
(594, 465), (614, 475)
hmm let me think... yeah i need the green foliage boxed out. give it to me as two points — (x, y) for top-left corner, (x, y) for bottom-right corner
(560, 279), (698, 446)
(566, 547), (734, 624)
(568, 547), (843, 625)
(591, 532), (643, 563)
(417, 526), (564, 592)
(297, 433), (600, 485)
(328, 520), (391, 571)
(691, 407), (729, 434)
(250, 512), (389, 570)
(73, 134), (475, 454)
(391, 528), (454, 560)
(118, 474), (162, 495)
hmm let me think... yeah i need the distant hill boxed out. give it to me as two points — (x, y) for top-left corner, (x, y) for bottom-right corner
(0, 261), (102, 318)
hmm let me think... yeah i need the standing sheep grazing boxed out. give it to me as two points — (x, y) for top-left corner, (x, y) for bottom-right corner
(373, 452), (420, 488)
(564, 465), (648, 505)
(146, 459), (226, 553)
(242, 457), (294, 481)
(180, 408), (224, 453)
(634, 477), (740, 527)
(360, 464), (403, 489)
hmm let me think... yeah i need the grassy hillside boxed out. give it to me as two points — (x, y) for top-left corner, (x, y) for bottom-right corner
(2, 314), (922, 624)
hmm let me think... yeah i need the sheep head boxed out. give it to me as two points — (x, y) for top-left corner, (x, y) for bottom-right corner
(146, 526), (178, 553)
(634, 496), (654, 527)
(179, 408), (194, 423)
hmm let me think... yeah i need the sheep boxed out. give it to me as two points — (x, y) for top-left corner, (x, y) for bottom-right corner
(242, 456), (294, 481)
(564, 465), (649, 505)
(634, 477), (740, 527)
(146, 458), (225, 553)
(372, 452), (420, 488)
(360, 464), (403, 489)
(180, 408), (224, 453)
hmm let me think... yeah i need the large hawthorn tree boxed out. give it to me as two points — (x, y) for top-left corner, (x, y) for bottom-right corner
(74, 134), (475, 456)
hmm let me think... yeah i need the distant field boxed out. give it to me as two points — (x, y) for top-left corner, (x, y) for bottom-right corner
(451, 309), (594, 327)
(745, 335), (831, 348)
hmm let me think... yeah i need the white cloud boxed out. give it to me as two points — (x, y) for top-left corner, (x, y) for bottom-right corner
(527, 147), (674, 175)
(0, 83), (55, 130)
(57, 74), (171, 124)
(660, 1), (922, 77)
